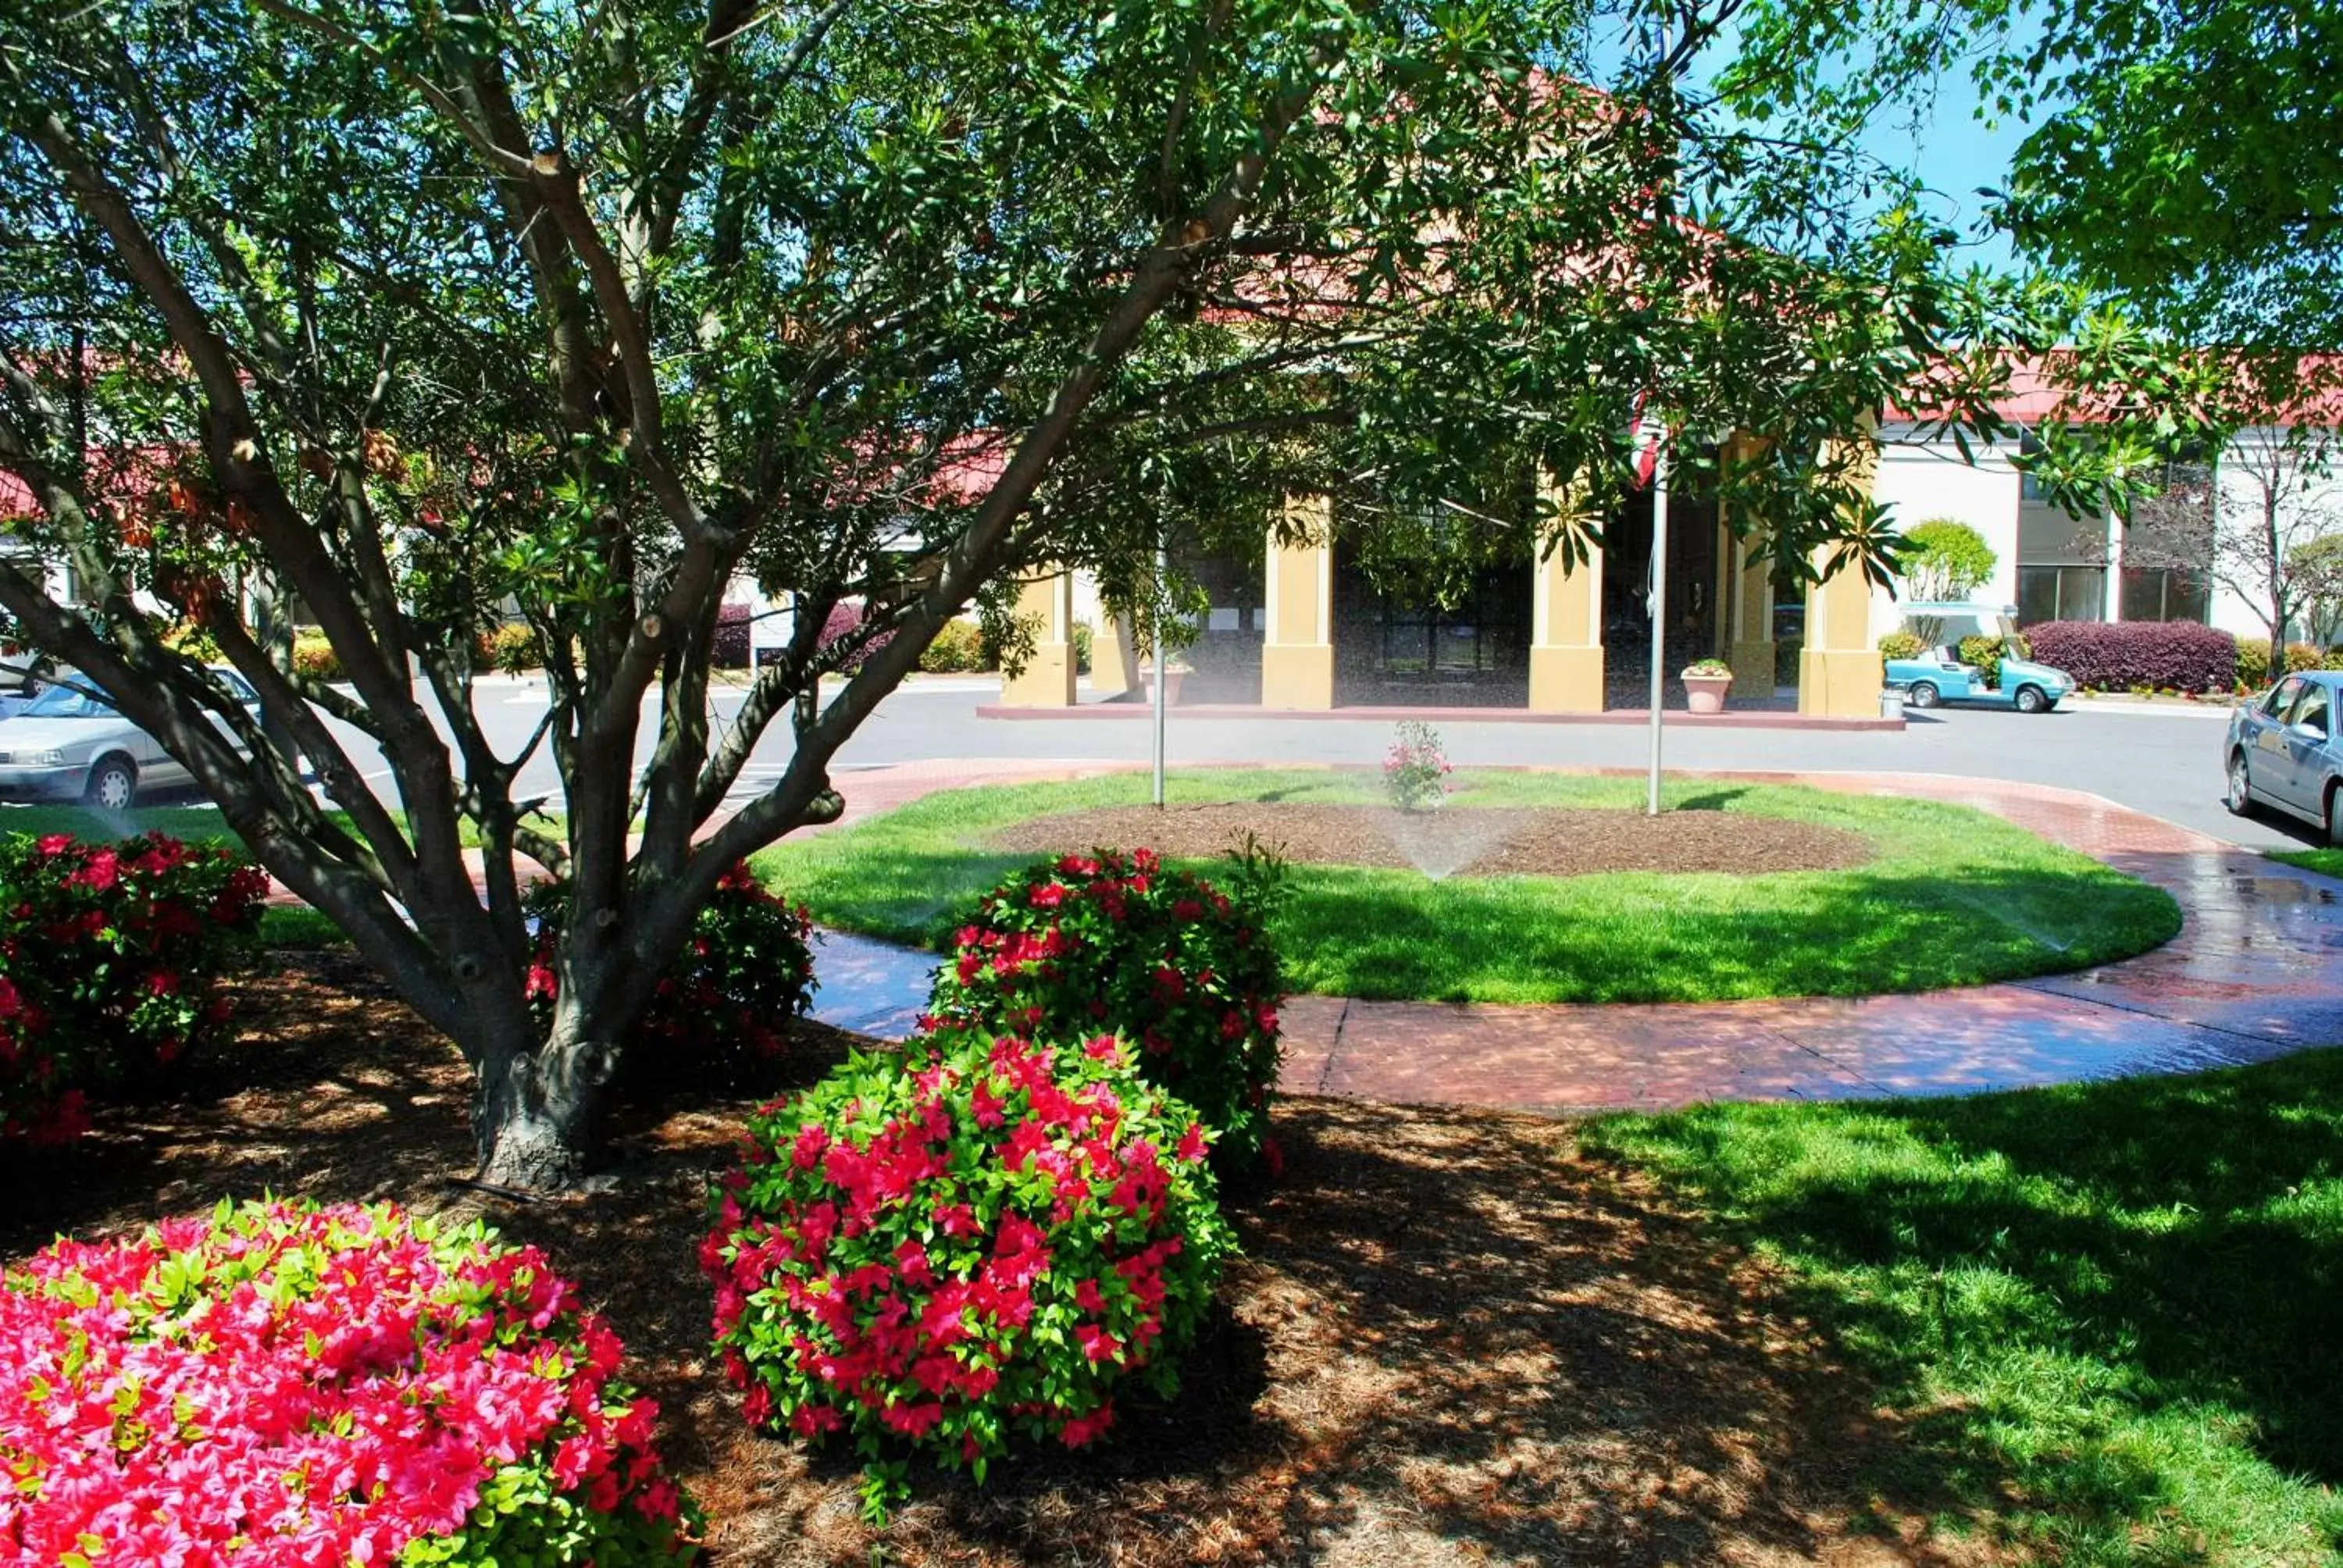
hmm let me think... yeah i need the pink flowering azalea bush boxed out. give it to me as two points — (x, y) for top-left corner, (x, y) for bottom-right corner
(525, 862), (816, 1090)
(0, 1199), (698, 1566)
(701, 1025), (1234, 1516)
(0, 830), (270, 1143)
(925, 845), (1287, 1170)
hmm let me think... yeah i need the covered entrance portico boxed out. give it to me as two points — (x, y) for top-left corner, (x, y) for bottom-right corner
(998, 443), (1884, 718)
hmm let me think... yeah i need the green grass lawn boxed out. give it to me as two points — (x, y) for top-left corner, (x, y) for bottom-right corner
(752, 769), (2181, 1003)
(1586, 1054), (2343, 1566)
(2270, 846), (2343, 880)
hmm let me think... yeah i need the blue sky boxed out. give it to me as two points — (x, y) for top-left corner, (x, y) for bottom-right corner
(1856, 87), (2032, 274)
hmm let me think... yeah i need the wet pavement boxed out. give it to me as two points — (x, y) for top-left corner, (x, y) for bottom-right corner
(802, 763), (2343, 1110)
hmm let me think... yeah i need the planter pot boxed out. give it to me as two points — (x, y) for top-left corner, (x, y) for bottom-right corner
(1681, 672), (1733, 714)
(1140, 666), (1188, 706)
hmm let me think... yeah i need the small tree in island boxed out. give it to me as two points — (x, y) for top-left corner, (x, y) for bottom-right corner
(1897, 518), (1999, 647)
(0, 0), (2210, 1188)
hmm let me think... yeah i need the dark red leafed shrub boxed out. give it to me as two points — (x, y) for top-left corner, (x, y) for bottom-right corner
(2021, 620), (2237, 693)
(526, 864), (816, 1090)
(0, 831), (269, 1142)
(701, 1025), (1235, 1517)
(715, 601), (751, 668)
(817, 601), (895, 671)
(0, 1199), (700, 1566)
(926, 846), (1287, 1170)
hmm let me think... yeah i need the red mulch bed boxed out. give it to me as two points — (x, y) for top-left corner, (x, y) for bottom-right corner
(989, 804), (1874, 878)
(2, 954), (2006, 1566)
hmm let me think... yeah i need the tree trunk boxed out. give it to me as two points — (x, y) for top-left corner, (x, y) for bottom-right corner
(470, 1005), (615, 1191)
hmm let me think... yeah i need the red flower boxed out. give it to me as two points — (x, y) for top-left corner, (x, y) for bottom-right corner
(1029, 882), (1067, 909)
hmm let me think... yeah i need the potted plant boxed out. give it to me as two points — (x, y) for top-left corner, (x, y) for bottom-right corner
(1680, 657), (1735, 713)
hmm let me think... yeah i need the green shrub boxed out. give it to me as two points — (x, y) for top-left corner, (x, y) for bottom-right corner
(927, 846), (1287, 1170)
(918, 618), (990, 673)
(2, 1199), (699, 1564)
(478, 621), (541, 675)
(159, 619), (225, 665)
(1876, 630), (1924, 661)
(291, 633), (341, 680)
(2235, 636), (2273, 689)
(0, 832), (269, 1142)
(2284, 640), (2324, 675)
(703, 1025), (1234, 1518)
(1956, 634), (2008, 688)
(1072, 621), (1094, 674)
(1774, 636), (1803, 686)
(524, 863), (815, 1092)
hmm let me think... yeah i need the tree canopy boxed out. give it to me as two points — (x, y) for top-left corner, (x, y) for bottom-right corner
(1719, 0), (2343, 355)
(0, 0), (2210, 1186)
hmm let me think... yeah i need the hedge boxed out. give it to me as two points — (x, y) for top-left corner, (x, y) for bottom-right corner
(2020, 620), (2237, 693)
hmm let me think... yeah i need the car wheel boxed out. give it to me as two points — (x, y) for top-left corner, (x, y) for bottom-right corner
(84, 754), (137, 812)
(2013, 684), (2048, 714)
(1906, 681), (1939, 710)
(2226, 750), (2255, 815)
(2328, 782), (2343, 847)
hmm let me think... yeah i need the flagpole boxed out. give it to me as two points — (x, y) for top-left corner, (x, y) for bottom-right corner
(1646, 439), (1668, 817)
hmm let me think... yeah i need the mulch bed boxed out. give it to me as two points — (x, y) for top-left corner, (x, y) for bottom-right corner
(990, 803), (1874, 879)
(5, 955), (2003, 1567)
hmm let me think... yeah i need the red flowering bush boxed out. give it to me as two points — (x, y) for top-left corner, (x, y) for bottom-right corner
(701, 1025), (1235, 1516)
(0, 1199), (699, 1566)
(0, 830), (269, 1142)
(526, 863), (815, 1090)
(926, 846), (1287, 1169)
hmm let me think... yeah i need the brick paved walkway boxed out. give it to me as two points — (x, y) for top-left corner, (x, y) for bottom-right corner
(801, 763), (2343, 1110)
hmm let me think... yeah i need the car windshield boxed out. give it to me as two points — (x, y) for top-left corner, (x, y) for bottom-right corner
(16, 682), (116, 719)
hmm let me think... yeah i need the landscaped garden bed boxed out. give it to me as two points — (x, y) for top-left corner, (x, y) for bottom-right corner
(755, 769), (2183, 1004)
(0, 953), (1966, 1566)
(13, 953), (2339, 1566)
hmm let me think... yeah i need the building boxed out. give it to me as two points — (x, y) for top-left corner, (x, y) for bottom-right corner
(997, 418), (2343, 718)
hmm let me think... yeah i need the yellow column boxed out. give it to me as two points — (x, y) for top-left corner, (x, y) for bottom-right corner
(1090, 611), (1139, 699)
(998, 568), (1076, 707)
(1723, 435), (1777, 693)
(1798, 430), (1885, 718)
(1261, 496), (1335, 709)
(1528, 476), (1604, 713)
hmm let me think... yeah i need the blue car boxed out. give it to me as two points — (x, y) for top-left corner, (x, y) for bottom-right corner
(2226, 670), (2343, 843)
(1884, 644), (2074, 713)
(1881, 602), (2074, 715)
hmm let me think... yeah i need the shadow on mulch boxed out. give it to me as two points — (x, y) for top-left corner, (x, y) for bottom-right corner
(5, 955), (2013, 1567)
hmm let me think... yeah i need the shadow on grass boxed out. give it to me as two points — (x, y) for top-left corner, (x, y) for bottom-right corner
(1589, 1051), (2343, 1563)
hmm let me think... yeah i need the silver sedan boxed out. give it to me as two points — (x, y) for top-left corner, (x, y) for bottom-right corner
(0, 668), (260, 810)
(2226, 670), (2343, 843)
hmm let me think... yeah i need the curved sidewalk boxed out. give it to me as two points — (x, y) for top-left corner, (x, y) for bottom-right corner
(801, 762), (2343, 1110)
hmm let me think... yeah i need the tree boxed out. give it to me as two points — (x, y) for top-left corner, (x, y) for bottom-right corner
(1717, 0), (2343, 353)
(2208, 429), (2343, 646)
(0, 0), (2201, 1188)
(1896, 517), (1995, 645)
(2291, 533), (2343, 648)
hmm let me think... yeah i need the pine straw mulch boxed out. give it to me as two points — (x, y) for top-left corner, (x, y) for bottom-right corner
(2, 954), (2010, 1568)
(987, 803), (1875, 880)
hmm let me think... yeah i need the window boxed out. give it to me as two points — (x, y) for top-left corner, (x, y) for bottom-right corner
(2265, 676), (2305, 717)
(2120, 567), (2212, 623)
(2291, 683), (2331, 737)
(2016, 564), (2106, 622)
